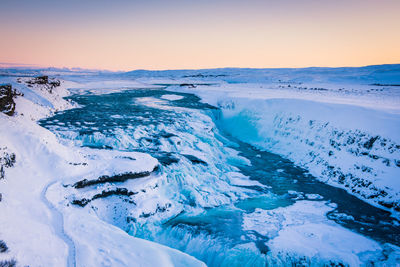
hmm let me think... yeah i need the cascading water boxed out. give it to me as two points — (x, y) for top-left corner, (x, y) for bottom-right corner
(39, 87), (400, 266)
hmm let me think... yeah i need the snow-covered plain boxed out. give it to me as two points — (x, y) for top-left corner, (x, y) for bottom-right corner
(0, 65), (399, 266)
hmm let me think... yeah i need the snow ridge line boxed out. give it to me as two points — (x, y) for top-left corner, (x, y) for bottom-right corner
(41, 181), (76, 267)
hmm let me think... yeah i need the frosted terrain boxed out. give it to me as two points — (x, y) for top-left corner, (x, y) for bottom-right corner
(0, 65), (399, 266)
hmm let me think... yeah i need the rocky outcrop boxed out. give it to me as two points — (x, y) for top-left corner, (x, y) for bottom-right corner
(0, 240), (16, 267)
(0, 148), (16, 180)
(0, 259), (17, 267)
(72, 188), (137, 207)
(0, 84), (18, 116)
(180, 83), (196, 88)
(0, 240), (8, 253)
(23, 76), (61, 93)
(72, 169), (157, 189)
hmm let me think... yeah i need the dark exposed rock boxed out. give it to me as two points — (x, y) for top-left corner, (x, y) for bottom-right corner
(382, 159), (391, 167)
(71, 188), (137, 207)
(71, 198), (91, 207)
(369, 154), (379, 160)
(182, 73), (227, 78)
(179, 83), (196, 88)
(49, 80), (61, 87)
(0, 84), (17, 116)
(2, 154), (15, 168)
(0, 149), (16, 179)
(126, 216), (136, 223)
(395, 160), (400, 168)
(0, 241), (15, 267)
(33, 75), (48, 84)
(0, 240), (8, 253)
(92, 188), (136, 201)
(363, 136), (379, 150)
(68, 162), (88, 166)
(327, 261), (345, 267)
(115, 156), (136, 161)
(378, 201), (400, 211)
(371, 83), (400, 86)
(0, 259), (17, 267)
(25, 75), (61, 93)
(73, 167), (157, 189)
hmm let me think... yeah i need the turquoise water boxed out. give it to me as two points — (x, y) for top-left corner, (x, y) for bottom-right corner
(39, 88), (400, 265)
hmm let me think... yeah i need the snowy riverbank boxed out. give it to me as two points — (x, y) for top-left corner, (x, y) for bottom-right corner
(164, 67), (400, 215)
(0, 73), (205, 266)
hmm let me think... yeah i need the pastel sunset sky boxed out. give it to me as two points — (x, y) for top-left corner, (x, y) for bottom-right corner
(1, 0), (399, 71)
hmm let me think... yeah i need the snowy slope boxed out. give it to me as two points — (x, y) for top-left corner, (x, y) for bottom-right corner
(0, 75), (205, 267)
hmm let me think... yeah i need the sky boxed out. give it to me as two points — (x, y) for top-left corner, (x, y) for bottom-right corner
(0, 0), (399, 71)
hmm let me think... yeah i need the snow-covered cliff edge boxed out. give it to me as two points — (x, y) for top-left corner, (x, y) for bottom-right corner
(169, 70), (400, 214)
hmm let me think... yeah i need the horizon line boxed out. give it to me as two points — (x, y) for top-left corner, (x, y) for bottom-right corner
(1, 62), (399, 73)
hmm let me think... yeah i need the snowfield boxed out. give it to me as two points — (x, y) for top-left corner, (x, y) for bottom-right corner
(0, 65), (399, 266)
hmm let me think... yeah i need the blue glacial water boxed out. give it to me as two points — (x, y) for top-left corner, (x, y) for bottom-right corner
(39, 87), (400, 266)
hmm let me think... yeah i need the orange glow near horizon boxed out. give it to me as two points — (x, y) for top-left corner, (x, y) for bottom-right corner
(0, 0), (399, 71)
